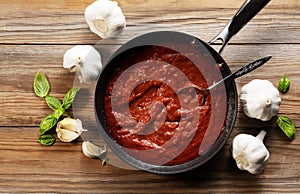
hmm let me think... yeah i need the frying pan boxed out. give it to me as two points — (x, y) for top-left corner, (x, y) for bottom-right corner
(94, 0), (271, 174)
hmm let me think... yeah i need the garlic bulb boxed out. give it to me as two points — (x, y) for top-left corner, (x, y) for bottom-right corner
(82, 141), (107, 159)
(63, 45), (102, 84)
(85, 0), (126, 39)
(240, 79), (281, 121)
(230, 130), (270, 174)
(56, 118), (87, 142)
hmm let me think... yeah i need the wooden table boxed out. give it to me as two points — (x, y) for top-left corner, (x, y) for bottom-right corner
(1, 0), (299, 193)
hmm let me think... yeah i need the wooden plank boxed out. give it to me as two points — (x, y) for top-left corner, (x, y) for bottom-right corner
(0, 127), (299, 193)
(1, 43), (300, 93)
(0, 0), (299, 44)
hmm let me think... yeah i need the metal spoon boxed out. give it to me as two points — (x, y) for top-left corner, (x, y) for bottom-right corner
(177, 56), (272, 93)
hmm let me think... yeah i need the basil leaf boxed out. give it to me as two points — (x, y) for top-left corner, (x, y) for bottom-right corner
(39, 114), (58, 135)
(45, 95), (62, 110)
(62, 87), (80, 110)
(38, 134), (56, 146)
(277, 116), (296, 140)
(53, 107), (65, 119)
(278, 75), (290, 93)
(34, 72), (50, 98)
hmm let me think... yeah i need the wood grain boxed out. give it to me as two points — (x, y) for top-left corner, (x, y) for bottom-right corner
(0, 127), (299, 193)
(0, 0), (299, 193)
(0, 0), (300, 44)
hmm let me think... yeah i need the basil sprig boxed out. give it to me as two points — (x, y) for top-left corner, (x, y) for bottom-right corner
(33, 72), (80, 145)
(278, 74), (290, 93)
(277, 116), (296, 140)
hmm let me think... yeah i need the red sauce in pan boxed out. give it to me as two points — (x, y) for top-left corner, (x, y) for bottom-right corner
(104, 43), (227, 166)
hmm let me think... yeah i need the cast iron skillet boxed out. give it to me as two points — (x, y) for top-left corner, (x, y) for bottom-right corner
(94, 0), (270, 174)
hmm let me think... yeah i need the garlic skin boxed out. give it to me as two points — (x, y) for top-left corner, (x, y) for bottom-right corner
(85, 0), (126, 39)
(63, 45), (102, 84)
(56, 118), (87, 142)
(231, 130), (270, 174)
(240, 79), (281, 121)
(82, 141), (107, 159)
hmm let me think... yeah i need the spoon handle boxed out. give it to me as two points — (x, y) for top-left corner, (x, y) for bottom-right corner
(207, 56), (272, 90)
(232, 55), (272, 79)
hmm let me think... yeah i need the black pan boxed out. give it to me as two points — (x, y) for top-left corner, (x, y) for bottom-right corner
(94, 0), (270, 174)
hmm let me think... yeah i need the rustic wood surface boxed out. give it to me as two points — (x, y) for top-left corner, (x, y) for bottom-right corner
(0, 0), (299, 193)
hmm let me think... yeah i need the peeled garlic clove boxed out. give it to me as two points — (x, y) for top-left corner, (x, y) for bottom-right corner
(56, 118), (87, 142)
(82, 141), (107, 158)
(85, 0), (126, 39)
(63, 45), (102, 84)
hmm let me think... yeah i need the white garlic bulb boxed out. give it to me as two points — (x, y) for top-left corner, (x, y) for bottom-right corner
(240, 79), (281, 121)
(56, 118), (87, 142)
(85, 0), (126, 39)
(63, 45), (102, 84)
(231, 130), (270, 174)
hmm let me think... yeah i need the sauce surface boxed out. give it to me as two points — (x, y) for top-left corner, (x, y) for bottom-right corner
(104, 43), (227, 166)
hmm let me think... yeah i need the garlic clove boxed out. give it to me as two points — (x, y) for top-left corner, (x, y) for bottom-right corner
(63, 45), (102, 84)
(57, 128), (81, 143)
(82, 141), (107, 158)
(56, 118), (87, 142)
(85, 0), (126, 39)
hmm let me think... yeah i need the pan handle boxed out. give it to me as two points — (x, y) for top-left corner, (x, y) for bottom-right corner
(209, 0), (270, 54)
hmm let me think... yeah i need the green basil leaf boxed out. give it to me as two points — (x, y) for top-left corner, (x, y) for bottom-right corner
(278, 75), (290, 93)
(53, 107), (65, 119)
(39, 114), (58, 135)
(62, 87), (80, 110)
(277, 116), (296, 140)
(38, 134), (56, 146)
(45, 95), (62, 110)
(34, 72), (50, 98)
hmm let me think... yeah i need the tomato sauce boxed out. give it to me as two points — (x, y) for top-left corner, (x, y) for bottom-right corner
(103, 43), (227, 166)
